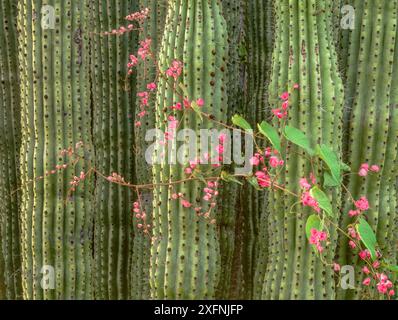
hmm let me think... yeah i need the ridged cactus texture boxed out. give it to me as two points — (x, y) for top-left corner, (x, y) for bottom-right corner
(130, 0), (167, 300)
(89, 0), (138, 300)
(0, 0), (23, 300)
(17, 1), (94, 299)
(215, 0), (244, 300)
(262, 0), (344, 299)
(243, 0), (273, 300)
(337, 0), (398, 300)
(151, 0), (228, 299)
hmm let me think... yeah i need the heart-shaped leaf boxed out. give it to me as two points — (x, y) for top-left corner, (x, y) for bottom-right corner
(232, 114), (252, 131)
(284, 126), (315, 156)
(316, 144), (341, 184)
(356, 218), (377, 260)
(258, 121), (281, 153)
(310, 186), (334, 217)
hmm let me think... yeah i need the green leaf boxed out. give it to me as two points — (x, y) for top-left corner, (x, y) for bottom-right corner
(258, 121), (282, 153)
(310, 186), (334, 217)
(284, 126), (315, 156)
(323, 172), (340, 188)
(356, 218), (377, 260)
(232, 114), (252, 131)
(221, 171), (243, 185)
(305, 214), (322, 240)
(316, 144), (341, 184)
(247, 175), (261, 190)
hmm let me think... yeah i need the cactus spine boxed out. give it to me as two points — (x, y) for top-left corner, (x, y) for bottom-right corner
(151, 0), (228, 299)
(0, 0), (23, 300)
(130, 0), (167, 300)
(90, 0), (138, 300)
(262, 0), (344, 299)
(337, 0), (398, 300)
(17, 0), (94, 299)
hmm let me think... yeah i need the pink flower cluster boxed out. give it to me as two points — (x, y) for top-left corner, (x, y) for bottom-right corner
(301, 192), (320, 213)
(250, 148), (284, 188)
(363, 273), (395, 297)
(166, 60), (183, 79)
(107, 172), (127, 184)
(69, 171), (86, 192)
(349, 196), (370, 217)
(133, 201), (150, 232)
(125, 8), (149, 22)
(271, 85), (298, 119)
(171, 182), (219, 224)
(358, 163), (380, 177)
(309, 228), (328, 252)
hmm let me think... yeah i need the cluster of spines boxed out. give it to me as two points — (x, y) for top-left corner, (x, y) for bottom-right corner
(337, 0), (398, 300)
(17, 0), (94, 299)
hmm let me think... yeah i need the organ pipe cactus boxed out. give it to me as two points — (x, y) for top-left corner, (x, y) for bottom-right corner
(17, 0), (94, 299)
(337, 0), (398, 300)
(89, 0), (138, 300)
(130, 0), (167, 300)
(261, 0), (344, 299)
(151, 0), (228, 299)
(0, 0), (23, 300)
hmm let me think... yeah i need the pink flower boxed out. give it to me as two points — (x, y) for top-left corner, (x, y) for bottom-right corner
(358, 168), (368, 177)
(218, 134), (226, 143)
(354, 196), (369, 211)
(184, 167), (192, 175)
(348, 227), (357, 239)
(309, 228), (328, 252)
(299, 178), (311, 190)
(372, 260), (380, 269)
(171, 193), (179, 200)
(196, 98), (204, 107)
(166, 60), (183, 79)
(370, 165), (380, 172)
(376, 273), (393, 294)
(349, 240), (356, 249)
(250, 156), (260, 166)
(362, 278), (371, 286)
(181, 200), (192, 208)
(388, 290), (395, 297)
(359, 250), (370, 260)
(147, 82), (157, 91)
(138, 38), (151, 60)
(269, 156), (280, 168)
(293, 83), (300, 89)
(281, 101), (289, 110)
(255, 171), (270, 188)
(362, 266), (370, 274)
(333, 263), (341, 272)
(280, 92), (289, 100)
(135, 121), (141, 127)
(348, 210), (360, 217)
(301, 192), (320, 213)
(361, 163), (369, 170)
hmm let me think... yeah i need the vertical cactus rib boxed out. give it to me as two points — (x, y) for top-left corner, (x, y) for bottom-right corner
(215, 0), (245, 299)
(0, 0), (23, 300)
(151, 0), (228, 299)
(262, 0), (344, 300)
(130, 0), (168, 300)
(17, 0), (94, 299)
(243, 0), (273, 300)
(338, 0), (398, 300)
(90, 0), (138, 300)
